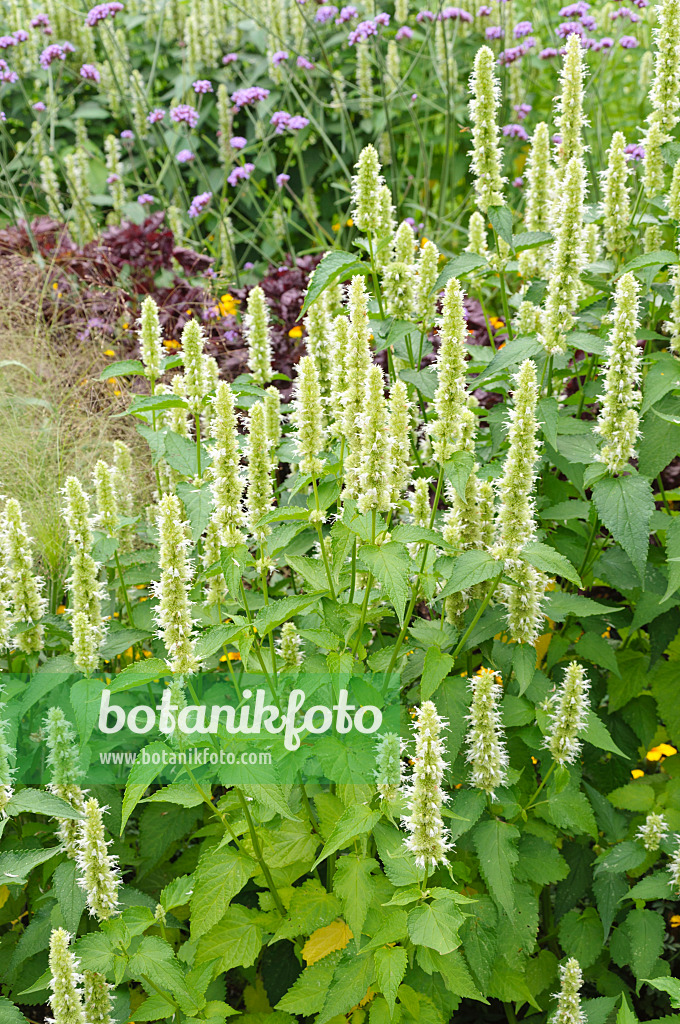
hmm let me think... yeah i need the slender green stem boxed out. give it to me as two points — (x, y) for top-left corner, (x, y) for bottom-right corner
(448, 574), (503, 663)
(312, 477), (336, 599)
(113, 550), (135, 627)
(236, 788), (286, 916)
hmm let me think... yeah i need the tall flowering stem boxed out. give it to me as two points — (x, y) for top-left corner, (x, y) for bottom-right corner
(402, 701), (451, 875)
(208, 381), (245, 548)
(152, 493), (198, 675)
(45, 707), (85, 858)
(539, 156), (587, 355)
(62, 479), (105, 676)
(551, 958), (586, 1024)
(430, 277), (473, 466)
(77, 798), (121, 920)
(544, 662), (590, 765)
(48, 928), (86, 1024)
(554, 34), (586, 184)
(594, 273), (642, 474)
(601, 132), (631, 260)
(465, 667), (508, 794)
(468, 45), (505, 214)
(245, 286), (273, 386)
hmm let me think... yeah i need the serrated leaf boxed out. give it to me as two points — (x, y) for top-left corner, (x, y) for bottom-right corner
(176, 482), (213, 543)
(557, 907), (604, 968)
(407, 901), (464, 954)
(544, 592), (622, 622)
(443, 451), (475, 501)
(438, 549), (500, 599)
(358, 543), (412, 625)
(53, 860), (87, 934)
(0, 847), (60, 886)
(488, 205), (514, 249)
(435, 253), (488, 291)
(120, 742), (174, 832)
(513, 230), (553, 252)
(128, 935), (186, 992)
(99, 359), (145, 380)
(253, 593), (325, 637)
(521, 542), (581, 586)
(0, 999), (29, 1024)
(333, 856), (377, 945)
(421, 646), (454, 700)
(313, 804), (381, 868)
(592, 475), (653, 581)
(316, 953), (375, 1024)
(581, 709), (627, 758)
(100, 627), (153, 660)
(374, 946), (407, 1014)
(164, 432), (212, 478)
(302, 251), (370, 316)
(6, 788), (84, 820)
(108, 658), (169, 693)
(191, 844), (254, 939)
(620, 908), (665, 981)
(301, 920), (353, 966)
(194, 623), (246, 661)
(195, 905), (263, 971)
(276, 957), (338, 1014)
(473, 820), (519, 917)
(643, 978), (680, 1009)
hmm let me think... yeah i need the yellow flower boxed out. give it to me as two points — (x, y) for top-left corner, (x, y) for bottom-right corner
(670, 915), (680, 928)
(289, 325), (303, 338)
(56, 604), (66, 614)
(489, 316), (505, 330)
(217, 293), (239, 317)
(631, 769), (645, 779)
(163, 338), (181, 350)
(52, 282), (58, 290)
(122, 322), (129, 329)
(103, 349), (115, 357)
(332, 221), (341, 231)
(646, 743), (677, 761)
(186, 309), (193, 316)
(346, 218), (354, 227)
(228, 652), (241, 661)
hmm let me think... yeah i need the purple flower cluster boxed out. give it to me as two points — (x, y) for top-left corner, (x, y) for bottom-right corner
(611, 7), (641, 19)
(539, 46), (560, 58)
(556, 21), (584, 37)
(32, 99), (46, 110)
(416, 10), (435, 21)
(230, 135), (246, 148)
(296, 55), (314, 68)
(0, 59), (18, 82)
(315, 5), (338, 22)
(276, 173), (290, 187)
(176, 149), (194, 163)
(79, 62), (100, 81)
(348, 19), (378, 44)
(39, 41), (74, 67)
(192, 78), (212, 93)
(120, 128), (133, 139)
(486, 25), (503, 39)
(478, 4), (492, 13)
(503, 123), (529, 140)
(514, 20), (533, 37)
(227, 164), (254, 186)
(85, 1), (123, 27)
(30, 13), (52, 32)
(620, 34), (639, 47)
(170, 103), (199, 127)
(231, 86), (269, 108)
(137, 193), (155, 205)
(222, 52), (238, 64)
(396, 25), (413, 39)
(439, 7), (473, 21)
(514, 102), (532, 120)
(1, 35), (19, 49)
(559, 0), (589, 14)
(0, 111), (6, 121)
(272, 50), (288, 65)
(625, 143), (645, 161)
(498, 39), (535, 64)
(188, 190), (212, 217)
(147, 107), (165, 123)
(270, 110), (310, 133)
(336, 6), (358, 22)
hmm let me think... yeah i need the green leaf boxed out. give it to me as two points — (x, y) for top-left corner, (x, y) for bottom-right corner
(488, 205), (514, 249)
(99, 359), (145, 380)
(0, 846), (60, 885)
(558, 907), (604, 968)
(620, 908), (665, 981)
(372, 822), (422, 887)
(108, 659), (169, 693)
(0, 999), (29, 1024)
(391, 524), (445, 547)
(195, 905), (264, 971)
(257, 506), (310, 527)
(121, 742), (174, 832)
(607, 783), (655, 812)
(627, 871), (673, 902)
(544, 592), (623, 622)
(513, 230), (553, 252)
(651, 659), (680, 746)
(127, 935), (186, 992)
(164, 432), (212, 478)
(333, 856), (377, 945)
(316, 954), (375, 1024)
(220, 544), (251, 600)
(643, 978), (680, 1010)
(576, 632), (620, 676)
(129, 994), (177, 1021)
(6, 788), (84, 820)
(53, 859), (87, 934)
(374, 946), (407, 1014)
(521, 542), (581, 586)
(100, 627), (153, 660)
(313, 804), (381, 868)
(619, 249), (678, 274)
(592, 475), (653, 581)
(301, 251), (370, 316)
(191, 843), (254, 939)
(443, 451), (475, 501)
(276, 957), (338, 1015)
(581, 709), (627, 758)
(272, 880), (342, 942)
(399, 366), (438, 400)
(160, 875), (194, 912)
(124, 393), (188, 417)
(662, 516), (680, 601)
(592, 872), (628, 939)
(253, 593), (325, 637)
(287, 555), (335, 593)
(74, 932), (116, 973)
(513, 644), (535, 696)
(194, 623), (246, 661)
(407, 901), (464, 954)
(358, 543), (412, 625)
(176, 483), (213, 543)
(421, 646), (454, 700)
(435, 253), (488, 291)
(641, 353), (680, 415)
(438, 549), (500, 599)
(473, 820), (519, 917)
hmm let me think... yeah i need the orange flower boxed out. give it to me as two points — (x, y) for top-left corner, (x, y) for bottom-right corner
(289, 325), (303, 338)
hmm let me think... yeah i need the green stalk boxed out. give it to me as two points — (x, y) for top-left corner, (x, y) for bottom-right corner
(236, 788), (286, 916)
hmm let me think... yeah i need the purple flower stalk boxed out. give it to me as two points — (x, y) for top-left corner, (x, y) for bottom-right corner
(315, 5), (338, 21)
(272, 50), (288, 64)
(396, 25), (413, 38)
(514, 20), (533, 36)
(32, 100), (46, 110)
(227, 164), (254, 187)
(348, 19), (378, 43)
(336, 5), (357, 22)
(231, 86), (269, 108)
(188, 190), (212, 217)
(503, 123), (529, 140)
(619, 34), (638, 46)
(79, 62), (100, 81)
(85, 1), (123, 27)
(147, 108), (165, 123)
(276, 172), (290, 187)
(192, 78), (212, 92)
(485, 25), (503, 38)
(297, 55), (314, 68)
(176, 149), (194, 162)
(137, 193), (155, 205)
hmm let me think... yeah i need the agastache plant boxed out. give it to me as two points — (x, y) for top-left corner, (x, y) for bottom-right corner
(374, 732), (403, 802)
(45, 707), (85, 858)
(554, 34), (586, 183)
(83, 972), (114, 1024)
(0, 703), (14, 816)
(245, 286), (272, 386)
(468, 45), (505, 213)
(465, 667), (508, 794)
(430, 277), (473, 464)
(2, 498), (46, 655)
(594, 273), (642, 474)
(544, 662), (590, 765)
(208, 381), (246, 548)
(402, 701), (451, 872)
(62, 477), (105, 677)
(601, 132), (631, 259)
(47, 928), (86, 1024)
(138, 295), (164, 385)
(637, 812), (669, 851)
(76, 797), (121, 920)
(152, 493), (198, 675)
(350, 143), (385, 234)
(551, 958), (586, 1024)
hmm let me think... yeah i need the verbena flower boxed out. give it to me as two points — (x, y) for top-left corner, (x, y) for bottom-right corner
(551, 958), (586, 1024)
(468, 45), (505, 213)
(594, 272), (642, 474)
(2, 497), (46, 654)
(138, 295), (163, 384)
(48, 928), (86, 1024)
(342, 277), (373, 498)
(374, 732), (403, 801)
(277, 621), (303, 668)
(430, 277), (473, 463)
(402, 701), (452, 870)
(416, 240), (440, 326)
(544, 661), (590, 764)
(77, 798), (120, 920)
(538, 156), (587, 354)
(493, 359), (547, 643)
(554, 34), (587, 182)
(246, 401), (275, 540)
(152, 494), (198, 675)
(357, 365), (392, 514)
(292, 355), (326, 477)
(208, 381), (245, 548)
(637, 812), (669, 851)
(388, 380), (411, 506)
(62, 478), (105, 677)
(245, 286), (272, 386)
(181, 318), (209, 416)
(351, 144), (385, 234)
(45, 708), (86, 857)
(601, 132), (631, 258)
(83, 972), (113, 1024)
(466, 667), (508, 794)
